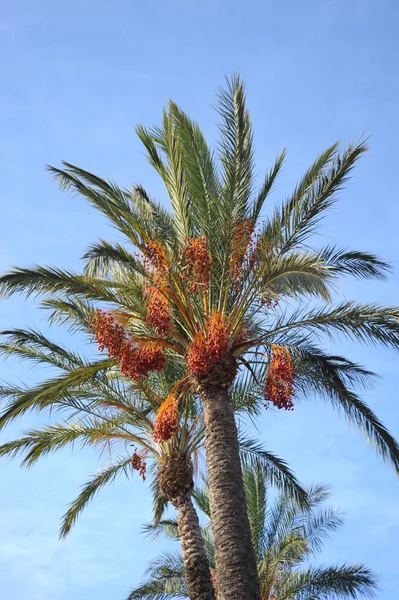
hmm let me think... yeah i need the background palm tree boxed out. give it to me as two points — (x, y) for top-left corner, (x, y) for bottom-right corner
(129, 464), (377, 600)
(1, 76), (399, 600)
(0, 322), (306, 600)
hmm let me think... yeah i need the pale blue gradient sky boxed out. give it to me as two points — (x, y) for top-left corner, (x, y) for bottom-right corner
(1, 1), (399, 598)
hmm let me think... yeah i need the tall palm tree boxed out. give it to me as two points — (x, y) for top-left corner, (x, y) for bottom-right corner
(129, 464), (377, 600)
(0, 322), (305, 600)
(1, 76), (399, 599)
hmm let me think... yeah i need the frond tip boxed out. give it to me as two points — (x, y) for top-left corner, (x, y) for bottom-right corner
(60, 457), (133, 538)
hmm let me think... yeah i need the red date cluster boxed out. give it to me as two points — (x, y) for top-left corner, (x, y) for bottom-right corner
(181, 235), (212, 293)
(187, 311), (229, 374)
(131, 448), (147, 481)
(91, 309), (166, 381)
(153, 393), (179, 443)
(264, 345), (295, 410)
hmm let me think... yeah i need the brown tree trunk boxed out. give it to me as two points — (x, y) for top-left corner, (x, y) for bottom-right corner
(177, 496), (216, 600)
(158, 451), (215, 600)
(201, 385), (261, 600)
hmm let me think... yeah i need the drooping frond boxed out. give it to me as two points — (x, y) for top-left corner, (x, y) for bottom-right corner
(41, 296), (96, 332)
(0, 416), (141, 468)
(295, 348), (399, 474)
(192, 480), (211, 518)
(83, 239), (144, 279)
(259, 250), (337, 301)
(0, 358), (114, 426)
(142, 518), (179, 541)
(0, 265), (126, 303)
(60, 455), (135, 537)
(0, 328), (83, 370)
(318, 246), (391, 280)
(48, 162), (150, 245)
(269, 301), (399, 349)
(239, 436), (308, 508)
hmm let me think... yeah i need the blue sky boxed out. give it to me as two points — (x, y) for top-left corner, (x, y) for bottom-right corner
(1, 0), (399, 598)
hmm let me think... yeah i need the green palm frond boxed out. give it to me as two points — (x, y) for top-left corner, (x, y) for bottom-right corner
(269, 302), (399, 349)
(302, 506), (344, 555)
(238, 437), (308, 508)
(0, 265), (130, 305)
(0, 328), (83, 370)
(150, 464), (170, 525)
(192, 481), (211, 518)
(169, 102), (221, 250)
(294, 348), (399, 474)
(260, 250), (336, 301)
(60, 456), (135, 538)
(217, 75), (254, 219)
(128, 551), (187, 600)
(83, 239), (145, 279)
(251, 149), (286, 222)
(243, 461), (267, 559)
(318, 246), (390, 280)
(41, 296), (96, 332)
(142, 518), (179, 541)
(0, 358), (114, 426)
(48, 162), (148, 245)
(0, 417), (141, 467)
(280, 564), (377, 599)
(264, 140), (367, 253)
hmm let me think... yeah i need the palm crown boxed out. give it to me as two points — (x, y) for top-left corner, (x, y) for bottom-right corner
(0, 78), (398, 463)
(1, 75), (398, 600)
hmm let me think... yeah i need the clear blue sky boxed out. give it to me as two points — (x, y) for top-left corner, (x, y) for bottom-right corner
(1, 1), (398, 598)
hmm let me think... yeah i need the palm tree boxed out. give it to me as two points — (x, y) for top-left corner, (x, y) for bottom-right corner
(129, 464), (377, 600)
(1, 76), (399, 599)
(0, 323), (306, 600)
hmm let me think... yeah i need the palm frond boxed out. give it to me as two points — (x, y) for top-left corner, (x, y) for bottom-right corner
(0, 358), (114, 426)
(264, 140), (367, 253)
(142, 518), (179, 541)
(60, 456), (134, 537)
(217, 75), (254, 219)
(169, 102), (221, 249)
(269, 301), (399, 350)
(0, 265), (127, 305)
(243, 461), (267, 559)
(48, 162), (149, 245)
(83, 239), (144, 279)
(128, 550), (187, 600)
(319, 246), (391, 280)
(239, 437), (308, 508)
(0, 328), (83, 370)
(295, 348), (399, 474)
(251, 149), (286, 222)
(280, 564), (377, 599)
(0, 418), (135, 467)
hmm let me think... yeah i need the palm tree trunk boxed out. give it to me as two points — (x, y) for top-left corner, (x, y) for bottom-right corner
(177, 497), (216, 600)
(201, 386), (261, 600)
(158, 451), (215, 600)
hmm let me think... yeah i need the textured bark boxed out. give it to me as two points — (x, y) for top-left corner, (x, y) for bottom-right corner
(177, 497), (216, 600)
(158, 452), (215, 600)
(201, 385), (261, 600)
